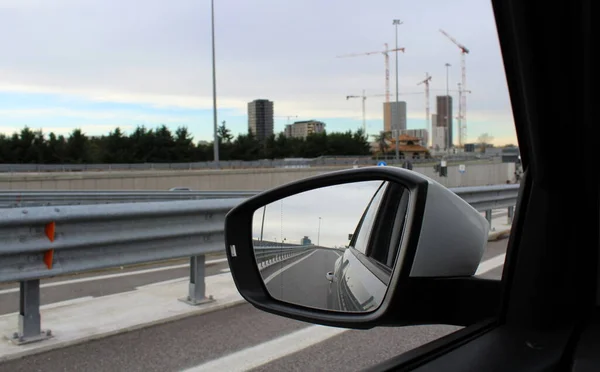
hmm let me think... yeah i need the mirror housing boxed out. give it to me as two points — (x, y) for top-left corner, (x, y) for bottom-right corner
(225, 167), (502, 328)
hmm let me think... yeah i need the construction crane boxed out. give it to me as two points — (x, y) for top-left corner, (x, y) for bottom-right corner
(346, 90), (422, 134)
(417, 73), (466, 148)
(439, 29), (470, 147)
(337, 44), (405, 105)
(417, 73), (432, 147)
(274, 115), (298, 125)
(456, 82), (472, 133)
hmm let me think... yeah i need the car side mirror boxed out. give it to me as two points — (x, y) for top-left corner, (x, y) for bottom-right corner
(225, 167), (501, 329)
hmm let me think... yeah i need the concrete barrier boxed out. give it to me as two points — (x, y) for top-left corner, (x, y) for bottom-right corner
(0, 162), (515, 191)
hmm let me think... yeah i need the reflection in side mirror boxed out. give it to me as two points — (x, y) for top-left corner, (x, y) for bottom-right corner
(252, 180), (410, 313)
(326, 272), (334, 282)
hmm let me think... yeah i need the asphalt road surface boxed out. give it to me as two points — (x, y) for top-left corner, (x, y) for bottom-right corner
(0, 302), (461, 372)
(264, 249), (341, 309)
(0, 240), (509, 372)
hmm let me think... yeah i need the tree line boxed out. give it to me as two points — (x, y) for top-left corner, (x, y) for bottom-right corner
(0, 124), (373, 164)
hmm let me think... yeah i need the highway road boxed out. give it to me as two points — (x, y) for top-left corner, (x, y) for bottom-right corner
(0, 240), (508, 372)
(264, 248), (341, 309)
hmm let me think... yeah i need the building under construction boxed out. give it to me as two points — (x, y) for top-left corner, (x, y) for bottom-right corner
(383, 101), (407, 133)
(435, 95), (453, 149)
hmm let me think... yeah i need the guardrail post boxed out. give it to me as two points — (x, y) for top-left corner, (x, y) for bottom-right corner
(6, 280), (52, 345)
(507, 206), (514, 224)
(485, 210), (492, 228)
(179, 255), (215, 306)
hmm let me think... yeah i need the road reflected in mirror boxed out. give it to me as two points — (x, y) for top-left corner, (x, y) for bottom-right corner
(252, 180), (409, 313)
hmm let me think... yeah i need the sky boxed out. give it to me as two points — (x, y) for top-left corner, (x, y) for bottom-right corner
(0, 0), (517, 146)
(252, 181), (384, 248)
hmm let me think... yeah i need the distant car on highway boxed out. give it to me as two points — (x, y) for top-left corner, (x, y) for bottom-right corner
(168, 187), (192, 191)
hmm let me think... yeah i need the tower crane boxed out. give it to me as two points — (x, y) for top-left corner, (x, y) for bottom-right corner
(417, 73), (432, 147)
(346, 90), (422, 134)
(337, 44), (405, 105)
(417, 73), (468, 148)
(439, 29), (470, 147)
(274, 115), (298, 124)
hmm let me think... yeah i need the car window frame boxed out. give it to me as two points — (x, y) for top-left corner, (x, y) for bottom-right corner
(348, 181), (388, 254)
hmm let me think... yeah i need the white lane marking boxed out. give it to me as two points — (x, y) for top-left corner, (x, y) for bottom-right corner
(263, 250), (317, 285)
(0, 258), (228, 295)
(1, 296), (94, 316)
(182, 325), (348, 372)
(135, 277), (188, 289)
(220, 269), (231, 273)
(476, 253), (506, 275)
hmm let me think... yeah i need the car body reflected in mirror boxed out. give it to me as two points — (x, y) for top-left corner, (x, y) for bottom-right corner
(251, 180), (410, 313)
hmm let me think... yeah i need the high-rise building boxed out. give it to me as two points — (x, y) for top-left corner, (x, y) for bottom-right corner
(435, 96), (453, 148)
(383, 101), (407, 133)
(248, 99), (274, 141)
(284, 120), (325, 139)
(432, 127), (447, 150)
(431, 114), (444, 150)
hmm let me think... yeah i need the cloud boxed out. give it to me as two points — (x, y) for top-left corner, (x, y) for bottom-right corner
(0, 124), (135, 137)
(0, 0), (516, 144)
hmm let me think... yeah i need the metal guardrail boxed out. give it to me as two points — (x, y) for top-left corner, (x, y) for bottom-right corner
(0, 198), (243, 344)
(254, 245), (314, 270)
(0, 190), (260, 208)
(0, 199), (243, 283)
(452, 184), (520, 225)
(0, 183), (519, 345)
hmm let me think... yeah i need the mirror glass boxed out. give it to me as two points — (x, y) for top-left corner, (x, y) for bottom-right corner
(252, 180), (410, 313)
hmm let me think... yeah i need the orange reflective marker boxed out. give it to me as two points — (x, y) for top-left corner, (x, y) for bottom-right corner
(44, 249), (54, 270)
(45, 222), (55, 242)
(44, 222), (56, 269)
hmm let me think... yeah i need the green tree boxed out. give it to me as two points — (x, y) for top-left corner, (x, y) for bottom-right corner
(47, 133), (67, 163)
(477, 133), (494, 152)
(303, 132), (328, 157)
(65, 129), (90, 163)
(229, 131), (262, 160)
(150, 125), (175, 162)
(374, 131), (391, 156)
(129, 126), (155, 162)
(98, 127), (129, 163)
(173, 126), (194, 162)
(217, 121), (233, 143)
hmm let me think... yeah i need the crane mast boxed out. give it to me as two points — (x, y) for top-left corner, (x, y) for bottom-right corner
(440, 29), (470, 147)
(417, 73), (432, 148)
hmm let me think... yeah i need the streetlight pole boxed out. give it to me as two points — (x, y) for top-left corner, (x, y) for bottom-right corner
(361, 89), (366, 135)
(394, 129), (399, 164)
(393, 20), (402, 105)
(318, 217), (321, 246)
(445, 63), (451, 152)
(260, 205), (266, 241)
(211, 0), (220, 168)
(393, 20), (402, 165)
